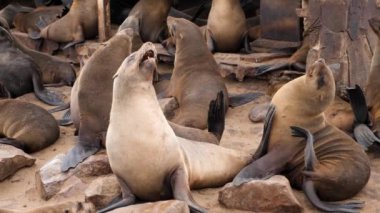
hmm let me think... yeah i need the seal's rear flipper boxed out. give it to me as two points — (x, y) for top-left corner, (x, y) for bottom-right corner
(255, 63), (289, 76)
(353, 124), (380, 150)
(0, 138), (25, 150)
(347, 85), (370, 125)
(208, 91), (225, 141)
(229, 92), (264, 108)
(48, 102), (70, 113)
(35, 89), (64, 106)
(62, 39), (84, 50)
(61, 143), (101, 172)
(290, 126), (365, 213)
(171, 167), (207, 213)
(59, 109), (73, 126)
(98, 176), (136, 213)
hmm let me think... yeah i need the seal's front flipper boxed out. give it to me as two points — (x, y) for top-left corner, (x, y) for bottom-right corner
(347, 85), (370, 125)
(255, 63), (288, 76)
(253, 104), (276, 159)
(61, 142), (100, 172)
(171, 167), (207, 213)
(59, 109), (73, 126)
(0, 138), (25, 150)
(243, 33), (252, 53)
(35, 89), (64, 106)
(208, 91), (225, 141)
(98, 176), (135, 213)
(291, 126), (364, 213)
(229, 92), (264, 107)
(353, 124), (380, 150)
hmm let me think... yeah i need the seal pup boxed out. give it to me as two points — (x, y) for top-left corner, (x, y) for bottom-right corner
(0, 3), (33, 29)
(233, 59), (370, 212)
(39, 0), (98, 49)
(0, 26), (64, 105)
(100, 42), (251, 213)
(205, 0), (249, 52)
(60, 27), (142, 172)
(162, 17), (260, 130)
(0, 99), (59, 153)
(119, 0), (173, 42)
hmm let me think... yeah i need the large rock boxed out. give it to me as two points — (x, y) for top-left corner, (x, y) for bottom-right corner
(85, 174), (121, 209)
(218, 175), (303, 213)
(110, 200), (190, 213)
(36, 151), (112, 200)
(0, 144), (35, 181)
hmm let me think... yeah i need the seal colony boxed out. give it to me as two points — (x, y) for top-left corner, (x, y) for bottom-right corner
(101, 43), (252, 212)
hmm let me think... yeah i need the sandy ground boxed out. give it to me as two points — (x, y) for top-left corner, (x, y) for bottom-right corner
(0, 57), (380, 212)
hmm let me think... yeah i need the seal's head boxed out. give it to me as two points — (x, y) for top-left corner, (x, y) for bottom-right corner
(113, 42), (157, 86)
(304, 58), (335, 112)
(167, 16), (203, 44)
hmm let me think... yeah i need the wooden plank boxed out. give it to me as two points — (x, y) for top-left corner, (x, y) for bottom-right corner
(98, 0), (111, 42)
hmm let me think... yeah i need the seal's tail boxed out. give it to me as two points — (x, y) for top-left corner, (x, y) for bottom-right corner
(208, 91), (225, 141)
(347, 85), (380, 149)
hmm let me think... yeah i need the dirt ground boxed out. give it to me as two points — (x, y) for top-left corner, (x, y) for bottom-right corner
(0, 55), (380, 212)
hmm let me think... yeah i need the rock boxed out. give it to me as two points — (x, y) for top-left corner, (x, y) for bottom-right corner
(85, 174), (121, 209)
(110, 200), (189, 213)
(35, 154), (68, 200)
(0, 144), (35, 181)
(36, 151), (112, 200)
(0, 201), (96, 212)
(218, 175), (303, 213)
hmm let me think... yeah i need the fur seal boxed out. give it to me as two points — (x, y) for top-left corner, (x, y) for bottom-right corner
(0, 3), (33, 29)
(0, 99), (59, 153)
(119, 0), (173, 42)
(233, 59), (370, 212)
(99, 42), (251, 213)
(13, 5), (64, 39)
(8, 28), (76, 86)
(205, 0), (248, 52)
(60, 28), (142, 172)
(0, 26), (64, 105)
(39, 0), (98, 48)
(162, 17), (260, 130)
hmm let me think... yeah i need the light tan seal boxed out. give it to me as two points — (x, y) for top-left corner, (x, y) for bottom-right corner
(234, 59), (370, 212)
(99, 42), (251, 213)
(205, 0), (248, 52)
(119, 0), (173, 42)
(39, 0), (98, 48)
(0, 99), (59, 153)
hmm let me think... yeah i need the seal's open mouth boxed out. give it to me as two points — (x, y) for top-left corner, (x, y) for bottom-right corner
(141, 50), (155, 63)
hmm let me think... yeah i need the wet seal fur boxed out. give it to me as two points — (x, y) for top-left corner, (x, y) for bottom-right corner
(0, 26), (64, 106)
(0, 99), (59, 153)
(234, 59), (370, 212)
(119, 0), (173, 42)
(99, 42), (251, 213)
(39, 0), (98, 49)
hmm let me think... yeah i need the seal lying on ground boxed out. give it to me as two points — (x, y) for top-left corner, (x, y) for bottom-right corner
(0, 3), (33, 29)
(39, 0), (98, 48)
(234, 59), (370, 213)
(99, 42), (251, 213)
(0, 26), (63, 105)
(161, 17), (261, 130)
(0, 99), (59, 153)
(119, 0), (173, 42)
(205, 0), (249, 52)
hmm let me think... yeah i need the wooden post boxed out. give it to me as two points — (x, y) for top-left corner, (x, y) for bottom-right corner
(98, 0), (111, 42)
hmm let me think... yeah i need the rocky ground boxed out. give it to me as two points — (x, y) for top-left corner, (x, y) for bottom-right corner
(0, 43), (380, 212)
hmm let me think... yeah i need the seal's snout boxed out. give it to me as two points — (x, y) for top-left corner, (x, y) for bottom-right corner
(316, 58), (326, 64)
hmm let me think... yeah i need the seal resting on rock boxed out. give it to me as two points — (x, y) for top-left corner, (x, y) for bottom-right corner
(99, 42), (251, 213)
(233, 59), (370, 213)
(0, 99), (59, 153)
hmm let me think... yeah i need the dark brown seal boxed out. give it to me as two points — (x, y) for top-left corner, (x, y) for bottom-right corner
(119, 0), (173, 42)
(0, 26), (64, 106)
(60, 28), (142, 172)
(100, 42), (251, 213)
(234, 59), (370, 212)
(39, 0), (98, 48)
(0, 99), (59, 153)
